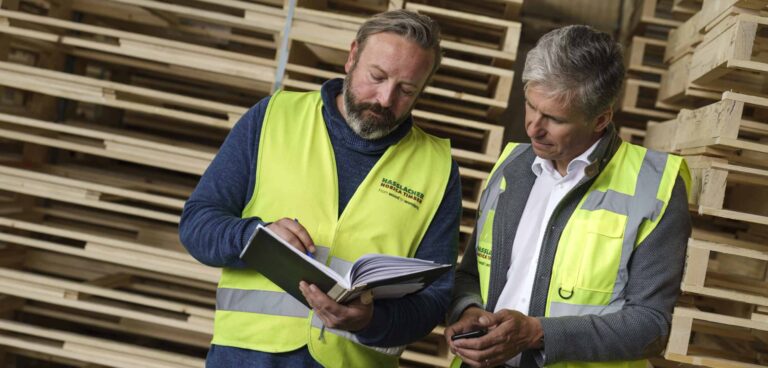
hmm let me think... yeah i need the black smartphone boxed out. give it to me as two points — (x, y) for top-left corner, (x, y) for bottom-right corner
(451, 329), (487, 341)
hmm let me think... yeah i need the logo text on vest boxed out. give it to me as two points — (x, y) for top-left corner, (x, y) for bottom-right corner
(379, 177), (424, 210)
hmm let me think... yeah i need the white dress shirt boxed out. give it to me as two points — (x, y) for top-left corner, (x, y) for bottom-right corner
(494, 139), (601, 366)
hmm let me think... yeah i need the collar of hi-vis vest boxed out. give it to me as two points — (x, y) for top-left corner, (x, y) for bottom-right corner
(320, 78), (413, 154)
(583, 123), (622, 179)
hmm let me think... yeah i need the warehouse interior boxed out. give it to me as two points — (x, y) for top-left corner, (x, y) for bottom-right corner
(0, 0), (767, 367)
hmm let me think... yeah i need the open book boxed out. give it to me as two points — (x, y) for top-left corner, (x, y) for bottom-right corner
(240, 224), (452, 308)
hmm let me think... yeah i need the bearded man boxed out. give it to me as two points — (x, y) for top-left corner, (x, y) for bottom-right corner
(179, 9), (461, 368)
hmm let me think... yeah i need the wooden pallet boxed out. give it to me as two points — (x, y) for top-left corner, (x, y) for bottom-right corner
(0, 8), (280, 94)
(686, 155), (768, 226)
(0, 318), (205, 368)
(620, 78), (679, 120)
(0, 165), (185, 223)
(646, 91), (768, 159)
(683, 228), (768, 306)
(0, 215), (218, 283)
(0, 267), (214, 334)
(0, 61), (247, 129)
(688, 13), (768, 94)
(667, 306), (768, 367)
(696, 0), (768, 34)
(0, 113), (215, 175)
(628, 36), (669, 80)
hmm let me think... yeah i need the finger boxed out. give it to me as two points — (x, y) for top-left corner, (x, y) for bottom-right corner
(268, 221), (309, 253)
(453, 347), (486, 367)
(360, 290), (373, 305)
(281, 218), (315, 253)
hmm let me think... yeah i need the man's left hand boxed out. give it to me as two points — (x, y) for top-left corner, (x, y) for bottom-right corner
(299, 281), (374, 332)
(452, 309), (544, 368)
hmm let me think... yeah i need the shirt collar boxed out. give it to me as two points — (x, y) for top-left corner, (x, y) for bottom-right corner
(531, 137), (603, 178)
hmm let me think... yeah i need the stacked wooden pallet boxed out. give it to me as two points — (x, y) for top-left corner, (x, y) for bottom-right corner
(0, 0), (522, 367)
(616, 0), (697, 132)
(642, 0), (768, 366)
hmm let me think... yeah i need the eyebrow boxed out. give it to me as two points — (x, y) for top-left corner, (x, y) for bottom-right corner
(371, 65), (419, 88)
(525, 98), (567, 122)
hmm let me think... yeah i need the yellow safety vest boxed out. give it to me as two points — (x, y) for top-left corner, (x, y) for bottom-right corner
(212, 90), (452, 367)
(453, 141), (689, 368)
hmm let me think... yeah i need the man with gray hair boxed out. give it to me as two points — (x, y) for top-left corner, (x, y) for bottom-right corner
(445, 25), (691, 368)
(180, 10), (461, 368)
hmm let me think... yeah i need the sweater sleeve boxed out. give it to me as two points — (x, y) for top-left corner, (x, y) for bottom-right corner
(178, 97), (270, 268)
(355, 161), (462, 347)
(447, 227), (484, 324)
(537, 175), (691, 364)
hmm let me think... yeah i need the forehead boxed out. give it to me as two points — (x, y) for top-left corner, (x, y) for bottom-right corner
(356, 33), (434, 76)
(525, 84), (585, 118)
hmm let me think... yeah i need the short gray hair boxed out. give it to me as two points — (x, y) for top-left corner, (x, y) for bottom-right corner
(522, 25), (624, 120)
(355, 9), (442, 77)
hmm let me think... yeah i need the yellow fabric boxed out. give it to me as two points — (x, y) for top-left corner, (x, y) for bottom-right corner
(213, 90), (452, 367)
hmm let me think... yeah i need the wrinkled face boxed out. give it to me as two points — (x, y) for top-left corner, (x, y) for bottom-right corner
(340, 32), (434, 139)
(524, 85), (611, 174)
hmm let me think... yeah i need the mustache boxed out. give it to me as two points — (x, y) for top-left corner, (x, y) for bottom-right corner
(356, 102), (394, 120)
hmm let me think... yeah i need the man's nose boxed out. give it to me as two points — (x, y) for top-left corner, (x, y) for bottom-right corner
(377, 84), (397, 108)
(526, 113), (545, 137)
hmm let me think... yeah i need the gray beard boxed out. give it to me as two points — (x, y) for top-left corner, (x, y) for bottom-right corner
(342, 75), (405, 140)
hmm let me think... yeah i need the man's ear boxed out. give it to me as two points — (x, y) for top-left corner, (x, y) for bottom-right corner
(593, 109), (613, 133)
(345, 41), (358, 74)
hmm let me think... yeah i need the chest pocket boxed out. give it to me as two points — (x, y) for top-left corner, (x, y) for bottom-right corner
(575, 210), (627, 295)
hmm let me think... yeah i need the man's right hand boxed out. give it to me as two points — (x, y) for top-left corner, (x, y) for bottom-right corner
(267, 218), (316, 255)
(445, 306), (493, 349)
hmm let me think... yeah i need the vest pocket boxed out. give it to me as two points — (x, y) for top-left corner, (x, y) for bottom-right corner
(576, 211), (627, 297)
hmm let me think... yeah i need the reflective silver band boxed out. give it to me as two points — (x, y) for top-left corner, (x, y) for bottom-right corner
(549, 300), (623, 317)
(310, 314), (405, 356)
(216, 288), (309, 318)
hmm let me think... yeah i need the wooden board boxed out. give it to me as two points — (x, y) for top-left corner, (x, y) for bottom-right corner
(686, 155), (768, 225)
(689, 13), (768, 94)
(646, 91), (768, 162)
(620, 78), (678, 120)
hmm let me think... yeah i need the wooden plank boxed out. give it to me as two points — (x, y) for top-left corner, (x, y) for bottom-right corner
(0, 319), (205, 368)
(689, 14), (768, 94)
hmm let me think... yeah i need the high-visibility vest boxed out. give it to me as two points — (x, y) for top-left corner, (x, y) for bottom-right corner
(212, 90), (452, 367)
(452, 141), (689, 368)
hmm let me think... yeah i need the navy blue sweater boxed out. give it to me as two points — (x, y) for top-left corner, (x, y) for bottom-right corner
(179, 79), (461, 367)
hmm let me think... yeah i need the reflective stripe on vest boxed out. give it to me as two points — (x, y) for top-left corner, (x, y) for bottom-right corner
(212, 90), (452, 368)
(472, 141), (688, 368)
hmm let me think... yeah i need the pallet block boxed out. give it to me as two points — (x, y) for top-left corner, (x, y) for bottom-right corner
(686, 155), (768, 225)
(658, 53), (721, 108)
(689, 13), (768, 94)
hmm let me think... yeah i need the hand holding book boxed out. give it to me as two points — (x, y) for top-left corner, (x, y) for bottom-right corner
(240, 224), (452, 308)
